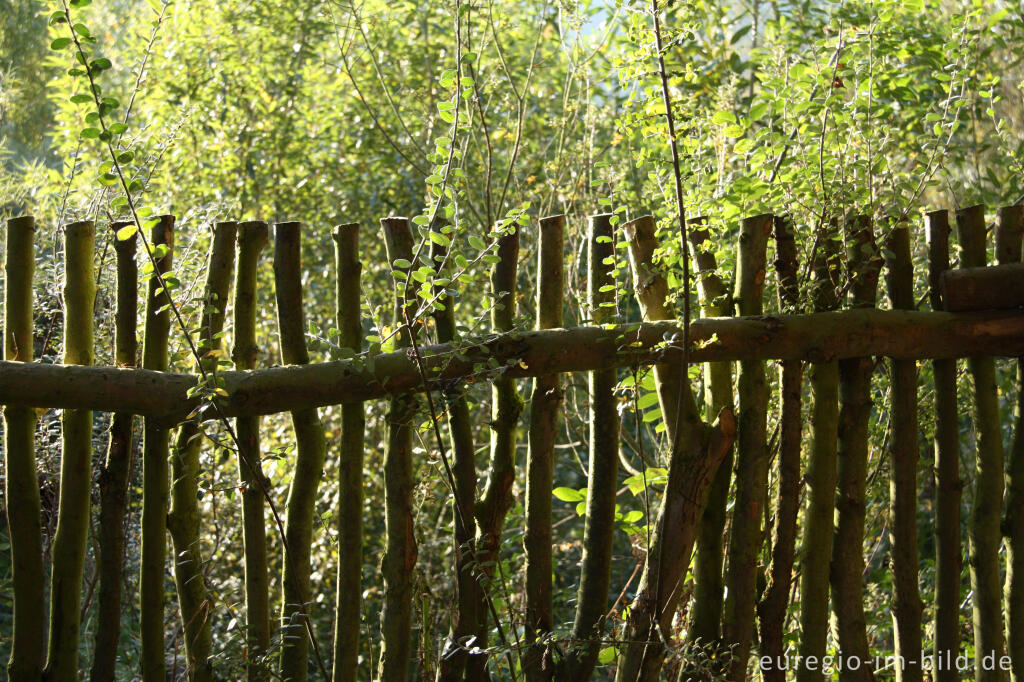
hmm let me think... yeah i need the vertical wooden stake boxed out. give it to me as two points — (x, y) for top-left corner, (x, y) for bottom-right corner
(830, 215), (880, 681)
(957, 204), (1007, 682)
(3, 215), (45, 680)
(377, 217), (419, 682)
(796, 224), (841, 682)
(332, 222), (366, 682)
(233, 220), (271, 680)
(169, 221), (237, 681)
(886, 222), (923, 682)
(140, 214), (174, 682)
(431, 228), (481, 682)
(689, 218), (735, 654)
(758, 215), (803, 682)
(45, 219), (96, 681)
(524, 214), (565, 682)
(926, 209), (962, 682)
(723, 212), (771, 682)
(614, 215), (734, 682)
(562, 213), (620, 680)
(468, 225), (523, 681)
(998, 204), (1024, 682)
(92, 220), (139, 682)
(273, 221), (328, 682)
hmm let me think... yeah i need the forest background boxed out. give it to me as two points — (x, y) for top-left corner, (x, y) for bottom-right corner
(1, 0), (1024, 678)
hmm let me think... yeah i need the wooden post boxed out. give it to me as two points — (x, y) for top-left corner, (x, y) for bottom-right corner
(169, 221), (237, 681)
(140, 215), (174, 682)
(757, 215), (803, 682)
(377, 217), (419, 682)
(523, 214), (565, 682)
(926, 209), (962, 682)
(723, 213), (772, 682)
(92, 220), (139, 682)
(614, 216), (735, 682)
(3, 215), (45, 680)
(797, 224), (841, 682)
(273, 221), (328, 682)
(886, 222), (923, 682)
(831, 215), (880, 681)
(233, 220), (271, 680)
(997, 204), (1024, 682)
(689, 217), (735, 655)
(957, 204), (1007, 682)
(431, 232), (482, 682)
(560, 213), (620, 680)
(332, 222), (366, 682)
(45, 219), (96, 681)
(468, 226), (523, 681)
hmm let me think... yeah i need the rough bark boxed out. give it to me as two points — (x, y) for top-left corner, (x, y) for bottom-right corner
(3, 215), (45, 681)
(689, 218), (735, 654)
(92, 221), (139, 682)
(4, 311), (1024, 418)
(140, 215), (175, 682)
(168, 221), (236, 681)
(796, 229), (841, 682)
(886, 223), (924, 682)
(467, 227), (523, 682)
(998, 205), (1024, 682)
(614, 216), (736, 682)
(232, 221), (271, 680)
(431, 234), (481, 682)
(44, 220), (96, 681)
(830, 216), (879, 682)
(958, 204), (1008, 682)
(722, 213), (772, 682)
(274, 221), (328, 682)
(377, 217), (419, 682)
(940, 262), (1024, 311)
(757, 215), (803, 682)
(560, 215), (619, 680)
(925, 209), (962, 682)
(332, 223), (365, 682)
(523, 214), (565, 682)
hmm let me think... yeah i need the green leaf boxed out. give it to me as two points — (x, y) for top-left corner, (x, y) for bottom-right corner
(392, 258), (412, 270)
(429, 231), (451, 247)
(81, 127), (101, 138)
(116, 225), (138, 241)
(553, 487), (585, 503)
(108, 122), (128, 134)
(70, 93), (92, 104)
(51, 37), (72, 50)
(89, 57), (112, 71)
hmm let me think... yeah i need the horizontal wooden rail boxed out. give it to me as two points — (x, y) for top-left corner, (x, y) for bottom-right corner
(1, 308), (1023, 420)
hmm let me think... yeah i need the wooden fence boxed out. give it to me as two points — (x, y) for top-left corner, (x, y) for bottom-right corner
(1, 203), (1024, 681)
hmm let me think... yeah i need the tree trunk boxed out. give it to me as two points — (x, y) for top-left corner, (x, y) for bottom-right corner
(274, 221), (328, 682)
(232, 221), (272, 680)
(886, 224), (923, 682)
(140, 215), (174, 682)
(3, 215), (45, 681)
(723, 213), (772, 682)
(377, 217), (420, 682)
(796, 229), (841, 682)
(168, 221), (236, 682)
(830, 216), (879, 682)
(467, 228), (523, 682)
(523, 214), (565, 682)
(997, 205), (1024, 682)
(92, 220), (139, 682)
(925, 209), (962, 682)
(958, 204), (1008, 682)
(614, 215), (735, 682)
(559, 214), (618, 680)
(758, 215), (802, 682)
(688, 218), (735, 658)
(45, 220), (96, 681)
(332, 222), (366, 682)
